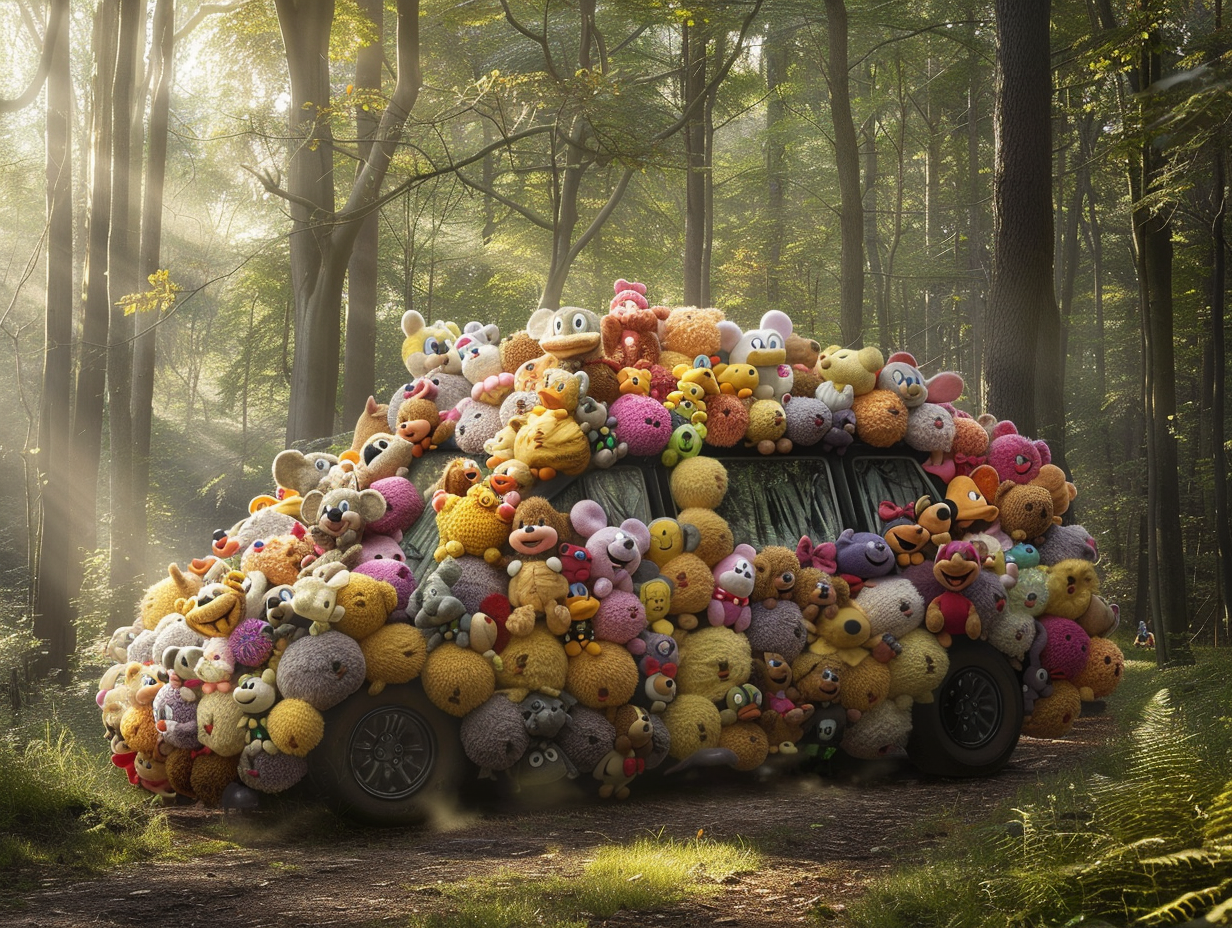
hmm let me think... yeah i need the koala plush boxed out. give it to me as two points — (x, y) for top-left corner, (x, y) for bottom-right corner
(300, 487), (387, 551)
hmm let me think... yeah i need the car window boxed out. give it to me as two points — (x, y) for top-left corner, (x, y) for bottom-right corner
(715, 458), (842, 548)
(850, 456), (937, 532)
(549, 466), (652, 525)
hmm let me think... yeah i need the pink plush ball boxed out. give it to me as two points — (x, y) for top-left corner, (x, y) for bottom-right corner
(229, 618), (274, 668)
(592, 589), (647, 645)
(1038, 616), (1090, 681)
(611, 394), (673, 456)
(366, 477), (425, 540)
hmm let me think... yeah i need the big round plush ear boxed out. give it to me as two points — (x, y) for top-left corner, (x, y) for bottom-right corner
(924, 371), (964, 404)
(526, 307), (556, 340)
(886, 351), (919, 366)
(718, 320), (743, 354)
(569, 500), (608, 538)
(618, 518), (652, 553)
(760, 310), (793, 338)
(300, 490), (325, 525)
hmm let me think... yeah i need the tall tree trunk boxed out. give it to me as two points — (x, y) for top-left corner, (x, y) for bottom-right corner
(861, 63), (887, 347)
(924, 54), (941, 361)
(343, 0), (384, 428)
(1134, 35), (1191, 665)
(682, 18), (707, 306)
(33, 0), (76, 673)
(825, 0), (865, 347)
(131, 0), (174, 587)
(72, 0), (118, 567)
(965, 26), (986, 409)
(764, 28), (790, 310)
(984, 0), (1056, 434)
(1210, 140), (1230, 645)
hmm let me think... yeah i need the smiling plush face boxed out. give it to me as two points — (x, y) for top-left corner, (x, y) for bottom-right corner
(646, 517), (697, 569)
(752, 547), (800, 603)
(232, 671), (278, 716)
(182, 572), (249, 638)
(834, 530), (896, 579)
(533, 307), (603, 360)
(508, 498), (570, 558)
(932, 541), (983, 593)
(638, 577), (673, 624)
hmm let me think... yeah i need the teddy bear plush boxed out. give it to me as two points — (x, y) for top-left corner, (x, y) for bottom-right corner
(751, 546), (801, 608)
(400, 310), (462, 379)
(505, 497), (573, 637)
(500, 330), (543, 375)
(676, 626), (752, 702)
(658, 306), (725, 370)
(411, 557), (475, 650)
(602, 279), (671, 369)
(786, 332), (824, 398)
(818, 344), (884, 396)
(994, 479), (1058, 545)
(569, 500), (651, 597)
(138, 563), (203, 631)
(1037, 615), (1090, 681)
(707, 544), (757, 632)
(1044, 558), (1100, 620)
(241, 524), (314, 588)
(495, 627), (570, 701)
(331, 573), (398, 641)
(433, 481), (518, 563)
(453, 399), (505, 456)
(986, 419), (1051, 485)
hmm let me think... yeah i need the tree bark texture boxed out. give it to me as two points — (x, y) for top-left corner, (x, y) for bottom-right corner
(825, 0), (865, 347)
(682, 18), (707, 306)
(33, 0), (76, 672)
(984, 0), (1057, 435)
(1210, 147), (1230, 644)
(343, 0), (384, 428)
(764, 29), (790, 311)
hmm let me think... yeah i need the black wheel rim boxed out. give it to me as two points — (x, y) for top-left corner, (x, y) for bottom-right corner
(939, 666), (1003, 748)
(348, 705), (437, 800)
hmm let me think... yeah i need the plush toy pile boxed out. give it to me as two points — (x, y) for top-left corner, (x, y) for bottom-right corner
(96, 279), (1122, 806)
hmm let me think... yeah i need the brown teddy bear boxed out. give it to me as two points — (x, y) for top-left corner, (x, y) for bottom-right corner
(505, 498), (574, 637)
(786, 333), (824, 398)
(241, 525), (314, 588)
(751, 546), (801, 608)
(500, 331), (544, 375)
(851, 389), (910, 447)
(430, 457), (484, 499)
(994, 479), (1058, 545)
(659, 306), (725, 370)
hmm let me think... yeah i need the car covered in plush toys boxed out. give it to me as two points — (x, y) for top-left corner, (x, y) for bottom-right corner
(97, 279), (1121, 823)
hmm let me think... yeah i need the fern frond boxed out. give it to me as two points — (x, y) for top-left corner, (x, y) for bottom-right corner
(1134, 876), (1232, 926)
(1203, 780), (1232, 851)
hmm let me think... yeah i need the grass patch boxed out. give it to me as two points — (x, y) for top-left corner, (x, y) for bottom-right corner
(407, 834), (761, 928)
(840, 648), (1232, 928)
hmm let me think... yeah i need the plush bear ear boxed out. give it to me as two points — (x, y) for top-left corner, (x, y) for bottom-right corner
(992, 420), (1021, 439)
(358, 488), (388, 524)
(570, 500), (608, 538)
(402, 310), (425, 339)
(886, 351), (918, 366)
(300, 490), (325, 524)
(856, 346), (885, 373)
(924, 371), (964, 404)
(1033, 440), (1052, 467)
(718, 320), (743, 354)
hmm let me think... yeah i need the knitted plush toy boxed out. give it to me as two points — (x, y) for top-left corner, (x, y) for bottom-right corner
(718, 310), (795, 400)
(1037, 616), (1090, 681)
(512, 368), (593, 479)
(565, 646), (639, 710)
(818, 345), (884, 396)
(611, 392), (674, 457)
(360, 623), (428, 695)
(995, 480), (1058, 545)
(505, 498), (573, 637)
(905, 402), (956, 475)
(701, 393), (750, 447)
(400, 310), (462, 379)
(602, 279), (671, 369)
(495, 627), (570, 701)
(851, 389), (910, 447)
(707, 545), (757, 632)
(433, 481), (518, 563)
(876, 351), (964, 408)
(138, 564), (202, 631)
(924, 540), (984, 646)
(299, 486), (387, 553)
(1044, 558), (1100, 620)
(786, 332), (824, 398)
(1073, 636), (1124, 701)
(525, 305), (619, 404)
(986, 419), (1051, 485)
(277, 631), (366, 710)
(782, 394), (833, 448)
(744, 399), (792, 454)
(422, 642), (496, 717)
(569, 500), (651, 597)
(659, 306), (725, 371)
(676, 626), (752, 702)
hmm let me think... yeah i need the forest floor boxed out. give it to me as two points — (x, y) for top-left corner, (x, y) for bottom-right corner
(0, 715), (1115, 928)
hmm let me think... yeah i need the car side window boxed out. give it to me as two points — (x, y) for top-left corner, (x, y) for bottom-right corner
(850, 456), (937, 532)
(715, 458), (842, 548)
(549, 466), (652, 525)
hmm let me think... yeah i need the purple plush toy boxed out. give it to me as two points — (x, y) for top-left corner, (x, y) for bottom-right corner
(986, 420), (1051, 485)
(610, 393), (673, 457)
(592, 589), (647, 646)
(366, 476), (425, 542)
(152, 684), (202, 752)
(833, 528), (897, 592)
(1037, 616), (1090, 682)
(569, 500), (651, 597)
(228, 618), (274, 669)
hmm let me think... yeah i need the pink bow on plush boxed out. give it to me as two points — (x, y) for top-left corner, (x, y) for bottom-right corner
(878, 500), (915, 523)
(795, 536), (838, 575)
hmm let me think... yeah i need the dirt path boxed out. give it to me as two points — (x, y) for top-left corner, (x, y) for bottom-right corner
(1, 716), (1114, 928)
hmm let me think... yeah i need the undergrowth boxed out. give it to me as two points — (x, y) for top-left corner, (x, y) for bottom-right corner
(406, 834), (761, 928)
(840, 649), (1232, 928)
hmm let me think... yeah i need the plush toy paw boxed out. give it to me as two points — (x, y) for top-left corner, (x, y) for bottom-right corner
(585, 641), (602, 656)
(505, 606), (536, 638)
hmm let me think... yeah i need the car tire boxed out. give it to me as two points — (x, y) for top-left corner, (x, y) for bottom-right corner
(907, 638), (1023, 777)
(308, 682), (466, 825)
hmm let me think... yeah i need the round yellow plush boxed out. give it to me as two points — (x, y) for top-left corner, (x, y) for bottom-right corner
(838, 655), (891, 714)
(120, 704), (159, 755)
(719, 720), (770, 770)
(1044, 559), (1100, 621)
(663, 694), (723, 759)
(434, 483), (514, 563)
(887, 629), (950, 704)
(1072, 637), (1124, 701)
(670, 456), (729, 509)
(190, 750), (240, 806)
(744, 399), (788, 446)
(138, 564), (201, 630)
(334, 574), (398, 641)
(565, 646), (639, 710)
(676, 626), (751, 702)
(424, 643), (497, 716)
(1023, 680), (1081, 738)
(658, 552), (715, 625)
(196, 691), (250, 757)
(267, 697), (326, 756)
(495, 628), (569, 696)
(360, 623), (428, 696)
(678, 508), (734, 569)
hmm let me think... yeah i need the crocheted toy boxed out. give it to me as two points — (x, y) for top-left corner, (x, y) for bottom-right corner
(592, 589), (647, 647)
(229, 617), (274, 667)
(433, 482), (518, 563)
(995, 480), (1057, 545)
(1022, 679), (1080, 738)
(718, 310), (795, 400)
(855, 577), (926, 641)
(569, 500), (651, 597)
(352, 560), (415, 618)
(1037, 616), (1090, 680)
(746, 601), (808, 664)
(1036, 522), (1098, 566)
(332, 573), (397, 641)
(266, 696), (325, 756)
(707, 545), (757, 632)
(782, 394), (833, 448)
(924, 540), (984, 647)
(886, 628), (949, 704)
(556, 705), (618, 772)
(818, 344), (884, 396)
(659, 306), (725, 369)
(851, 389), (909, 447)
(510, 368), (593, 480)
(422, 642), (496, 716)
(495, 627), (569, 701)
(662, 694), (723, 760)
(1045, 558), (1100, 620)
(400, 310), (461, 379)
(1073, 636), (1124, 701)
(676, 626), (752, 702)
(1009, 566), (1051, 616)
(238, 743), (309, 793)
(700, 393), (750, 447)
(359, 623), (428, 695)
(876, 351), (964, 408)
(610, 392), (673, 457)
(276, 631), (366, 711)
(151, 683), (202, 752)
(232, 668), (279, 752)
(744, 399), (792, 454)
(139, 564), (203, 631)
(986, 420), (1050, 485)
(461, 694), (530, 776)
(987, 605), (1037, 665)
(505, 497), (573, 637)
(566, 645), (639, 710)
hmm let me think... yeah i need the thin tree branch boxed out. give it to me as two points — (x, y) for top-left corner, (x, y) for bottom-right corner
(0, 0), (67, 114)
(565, 165), (634, 265)
(499, 0), (560, 81)
(174, 0), (254, 43)
(455, 170), (554, 230)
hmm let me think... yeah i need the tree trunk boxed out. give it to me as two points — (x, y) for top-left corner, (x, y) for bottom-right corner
(131, 0), (174, 587)
(825, 0), (865, 347)
(862, 63), (887, 347)
(72, 0), (118, 563)
(965, 24), (986, 410)
(765, 28), (789, 311)
(682, 18), (707, 306)
(343, 0), (384, 428)
(33, 0), (76, 673)
(1210, 141), (1230, 646)
(984, 0), (1056, 434)
(924, 54), (941, 361)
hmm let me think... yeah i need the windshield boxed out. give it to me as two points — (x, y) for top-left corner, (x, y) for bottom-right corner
(850, 456), (937, 532)
(715, 458), (842, 548)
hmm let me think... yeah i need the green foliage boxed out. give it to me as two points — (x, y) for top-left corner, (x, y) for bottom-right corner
(843, 651), (1232, 928)
(407, 834), (761, 928)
